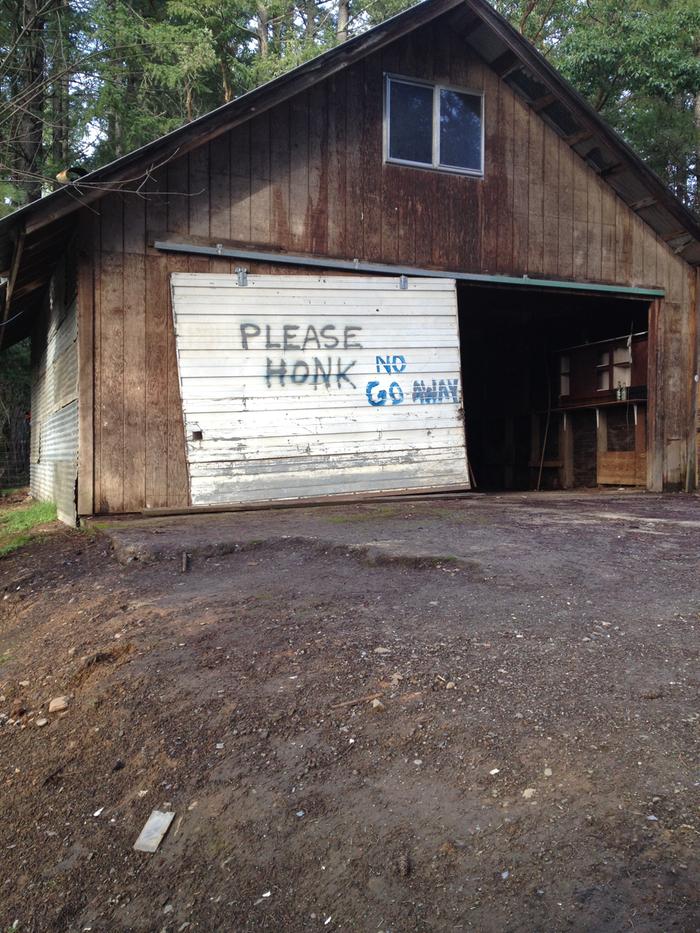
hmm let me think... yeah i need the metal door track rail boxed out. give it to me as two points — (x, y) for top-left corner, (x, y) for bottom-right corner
(154, 239), (665, 299)
(141, 485), (481, 518)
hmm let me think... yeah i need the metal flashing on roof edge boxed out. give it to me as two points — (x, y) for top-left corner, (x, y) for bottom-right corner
(154, 240), (665, 299)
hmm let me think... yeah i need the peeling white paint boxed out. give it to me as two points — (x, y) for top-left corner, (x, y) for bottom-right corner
(171, 274), (469, 505)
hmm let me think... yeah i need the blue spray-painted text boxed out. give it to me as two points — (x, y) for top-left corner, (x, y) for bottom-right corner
(366, 380), (404, 406)
(365, 354), (460, 407)
(375, 355), (407, 374)
(412, 379), (459, 404)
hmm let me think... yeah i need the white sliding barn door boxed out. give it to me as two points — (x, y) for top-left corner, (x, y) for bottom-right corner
(170, 274), (469, 506)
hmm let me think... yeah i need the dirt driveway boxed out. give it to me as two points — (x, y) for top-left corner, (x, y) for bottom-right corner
(0, 491), (698, 932)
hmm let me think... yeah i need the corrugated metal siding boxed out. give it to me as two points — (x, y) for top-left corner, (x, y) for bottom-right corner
(171, 274), (470, 506)
(30, 278), (79, 525)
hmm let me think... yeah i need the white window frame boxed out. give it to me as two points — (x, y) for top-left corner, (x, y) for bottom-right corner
(384, 73), (485, 177)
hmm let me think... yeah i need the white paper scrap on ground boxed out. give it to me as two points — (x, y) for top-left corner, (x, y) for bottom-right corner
(133, 810), (176, 853)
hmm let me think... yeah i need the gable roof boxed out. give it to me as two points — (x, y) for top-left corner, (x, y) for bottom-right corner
(2, 0), (699, 348)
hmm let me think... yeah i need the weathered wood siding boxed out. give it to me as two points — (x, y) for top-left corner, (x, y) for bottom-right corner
(79, 11), (697, 513)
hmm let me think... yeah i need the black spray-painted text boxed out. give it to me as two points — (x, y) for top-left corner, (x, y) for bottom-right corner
(265, 357), (357, 389)
(241, 323), (363, 351)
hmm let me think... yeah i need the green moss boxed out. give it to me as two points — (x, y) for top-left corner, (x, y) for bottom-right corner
(325, 506), (400, 523)
(79, 520), (109, 537)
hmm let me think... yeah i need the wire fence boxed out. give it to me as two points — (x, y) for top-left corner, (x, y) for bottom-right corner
(0, 454), (29, 489)
(0, 419), (30, 490)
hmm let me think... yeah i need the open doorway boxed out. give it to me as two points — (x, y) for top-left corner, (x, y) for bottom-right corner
(458, 285), (650, 491)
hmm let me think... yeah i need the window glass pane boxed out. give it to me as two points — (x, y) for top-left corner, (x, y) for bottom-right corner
(388, 80), (433, 165)
(439, 89), (482, 171)
(613, 364), (631, 388)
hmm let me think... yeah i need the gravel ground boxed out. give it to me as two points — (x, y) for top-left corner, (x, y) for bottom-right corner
(0, 491), (698, 932)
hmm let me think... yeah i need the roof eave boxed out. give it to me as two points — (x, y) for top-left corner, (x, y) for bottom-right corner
(464, 0), (700, 262)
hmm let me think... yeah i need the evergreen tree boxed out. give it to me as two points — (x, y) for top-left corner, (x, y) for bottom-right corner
(0, 0), (698, 214)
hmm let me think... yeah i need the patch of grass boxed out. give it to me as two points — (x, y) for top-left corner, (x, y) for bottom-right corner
(1, 487), (26, 498)
(0, 499), (57, 557)
(1, 499), (56, 534)
(0, 534), (33, 557)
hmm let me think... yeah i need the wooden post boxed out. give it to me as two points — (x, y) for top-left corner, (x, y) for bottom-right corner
(595, 407), (607, 485)
(560, 411), (574, 489)
(634, 403), (647, 485)
(687, 269), (699, 491)
(646, 298), (663, 491)
(77, 212), (95, 517)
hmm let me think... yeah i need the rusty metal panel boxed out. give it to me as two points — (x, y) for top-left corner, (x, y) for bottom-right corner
(171, 274), (469, 505)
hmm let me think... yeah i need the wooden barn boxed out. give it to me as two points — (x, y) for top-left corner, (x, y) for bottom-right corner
(1, 0), (699, 524)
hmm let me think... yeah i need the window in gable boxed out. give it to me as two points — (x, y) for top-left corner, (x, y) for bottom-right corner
(387, 79), (433, 165)
(385, 75), (483, 176)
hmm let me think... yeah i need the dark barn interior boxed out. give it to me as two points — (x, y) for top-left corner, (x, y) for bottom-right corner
(459, 285), (650, 491)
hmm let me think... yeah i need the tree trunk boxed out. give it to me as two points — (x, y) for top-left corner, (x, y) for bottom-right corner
(15, 0), (47, 202)
(49, 6), (70, 175)
(257, 3), (269, 57)
(52, 71), (70, 172)
(185, 83), (194, 122)
(220, 61), (233, 102)
(305, 0), (316, 39)
(337, 0), (349, 41)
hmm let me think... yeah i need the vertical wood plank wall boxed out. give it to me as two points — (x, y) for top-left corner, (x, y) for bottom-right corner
(79, 12), (697, 513)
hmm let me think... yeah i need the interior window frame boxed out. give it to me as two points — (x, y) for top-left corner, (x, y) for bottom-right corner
(384, 73), (485, 178)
